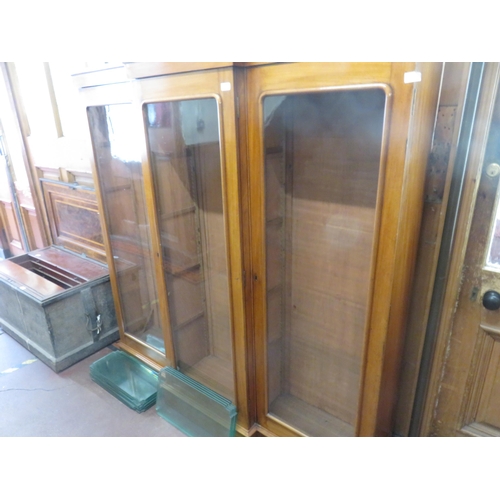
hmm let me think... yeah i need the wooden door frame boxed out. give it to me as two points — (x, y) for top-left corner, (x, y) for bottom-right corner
(0, 63), (51, 251)
(244, 62), (442, 436)
(0, 132), (27, 255)
(420, 62), (500, 436)
(393, 62), (473, 437)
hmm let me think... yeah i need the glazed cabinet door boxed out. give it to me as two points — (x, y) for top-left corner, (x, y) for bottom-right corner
(246, 62), (440, 436)
(136, 69), (250, 429)
(84, 82), (171, 369)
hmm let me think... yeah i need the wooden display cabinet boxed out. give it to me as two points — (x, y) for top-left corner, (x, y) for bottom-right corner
(78, 62), (442, 436)
(81, 68), (251, 432)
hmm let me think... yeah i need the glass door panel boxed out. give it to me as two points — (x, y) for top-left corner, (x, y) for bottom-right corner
(485, 112), (500, 268)
(144, 98), (234, 401)
(263, 89), (387, 436)
(87, 104), (167, 356)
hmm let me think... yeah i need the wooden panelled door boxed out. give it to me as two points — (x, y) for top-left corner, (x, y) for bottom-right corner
(423, 66), (500, 437)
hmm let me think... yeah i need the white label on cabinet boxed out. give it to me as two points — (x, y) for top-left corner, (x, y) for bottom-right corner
(220, 82), (231, 91)
(404, 71), (422, 84)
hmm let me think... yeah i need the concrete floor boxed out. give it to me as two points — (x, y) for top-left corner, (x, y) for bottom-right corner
(0, 328), (186, 437)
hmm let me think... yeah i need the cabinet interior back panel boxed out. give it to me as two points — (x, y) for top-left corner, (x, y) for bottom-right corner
(265, 90), (386, 435)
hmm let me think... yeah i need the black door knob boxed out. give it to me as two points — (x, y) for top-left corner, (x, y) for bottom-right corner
(483, 290), (500, 310)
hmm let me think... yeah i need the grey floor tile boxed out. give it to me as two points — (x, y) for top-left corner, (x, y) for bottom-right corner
(0, 333), (185, 437)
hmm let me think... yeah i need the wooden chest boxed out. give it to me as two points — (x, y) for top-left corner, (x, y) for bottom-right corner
(0, 180), (118, 372)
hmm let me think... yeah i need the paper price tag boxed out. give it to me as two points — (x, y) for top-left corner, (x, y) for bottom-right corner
(404, 71), (422, 84)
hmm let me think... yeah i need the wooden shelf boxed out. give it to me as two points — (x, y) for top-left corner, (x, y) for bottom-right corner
(269, 394), (355, 437)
